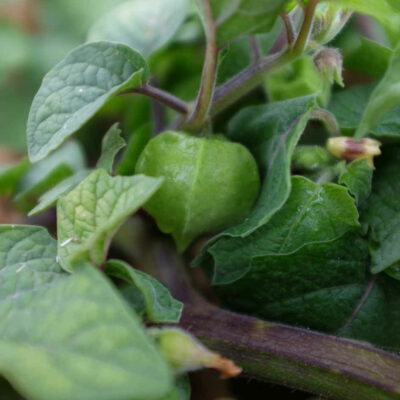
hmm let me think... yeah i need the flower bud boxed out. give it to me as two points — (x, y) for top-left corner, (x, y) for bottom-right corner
(148, 328), (242, 378)
(313, 4), (352, 45)
(292, 145), (332, 171)
(326, 137), (381, 168)
(314, 48), (344, 87)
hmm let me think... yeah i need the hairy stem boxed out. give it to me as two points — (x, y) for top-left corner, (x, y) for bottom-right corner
(310, 108), (341, 136)
(186, 0), (218, 131)
(149, 243), (400, 400)
(293, 0), (319, 55)
(119, 84), (189, 115)
(281, 11), (296, 46)
(211, 0), (319, 115)
(248, 36), (262, 63)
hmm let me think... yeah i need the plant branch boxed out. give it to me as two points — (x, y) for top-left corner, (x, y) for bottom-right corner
(210, 0), (319, 116)
(293, 0), (319, 55)
(248, 36), (262, 63)
(150, 243), (400, 400)
(119, 84), (189, 115)
(310, 108), (341, 136)
(281, 12), (296, 46)
(185, 0), (218, 131)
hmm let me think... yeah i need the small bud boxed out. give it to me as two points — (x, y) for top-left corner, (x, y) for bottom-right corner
(292, 145), (332, 171)
(148, 328), (242, 378)
(326, 137), (381, 168)
(314, 48), (344, 87)
(313, 4), (352, 45)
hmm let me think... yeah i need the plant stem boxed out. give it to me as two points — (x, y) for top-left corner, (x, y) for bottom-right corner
(185, 0), (218, 131)
(210, 0), (319, 115)
(181, 304), (400, 400)
(281, 12), (296, 46)
(248, 36), (262, 63)
(293, 0), (319, 55)
(150, 244), (400, 400)
(119, 84), (189, 115)
(310, 107), (341, 136)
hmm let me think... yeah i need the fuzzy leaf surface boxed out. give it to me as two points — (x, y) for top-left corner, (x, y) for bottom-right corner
(207, 176), (359, 284)
(88, 0), (189, 57)
(106, 259), (183, 323)
(57, 169), (163, 271)
(0, 225), (172, 400)
(96, 124), (126, 173)
(27, 41), (149, 162)
(362, 147), (400, 274)
(339, 159), (373, 206)
(355, 44), (400, 139)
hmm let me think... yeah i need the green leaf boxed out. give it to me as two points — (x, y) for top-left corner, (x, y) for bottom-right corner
(57, 169), (163, 272)
(206, 96), (316, 244)
(0, 158), (29, 196)
(344, 37), (392, 79)
(339, 159), (373, 206)
(161, 376), (191, 400)
(207, 176), (359, 284)
(209, 0), (288, 46)
(96, 123), (126, 173)
(217, 233), (369, 331)
(105, 259), (183, 323)
(355, 43), (400, 140)
(88, 0), (189, 57)
(362, 147), (400, 274)
(0, 225), (172, 400)
(116, 124), (152, 176)
(325, 0), (400, 40)
(28, 170), (92, 216)
(27, 41), (149, 162)
(15, 141), (86, 211)
(328, 84), (400, 138)
(266, 56), (328, 106)
(217, 229), (400, 350)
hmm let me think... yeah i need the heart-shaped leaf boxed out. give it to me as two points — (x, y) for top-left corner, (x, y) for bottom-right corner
(0, 225), (172, 400)
(57, 169), (163, 272)
(27, 41), (149, 162)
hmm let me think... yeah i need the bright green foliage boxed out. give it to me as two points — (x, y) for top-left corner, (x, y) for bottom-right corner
(355, 44), (400, 140)
(116, 124), (152, 176)
(57, 169), (163, 271)
(207, 176), (360, 284)
(329, 84), (400, 137)
(135, 131), (260, 252)
(206, 96), (315, 242)
(0, 225), (172, 400)
(27, 42), (149, 162)
(0, 159), (29, 196)
(105, 259), (183, 323)
(339, 159), (373, 206)
(362, 147), (400, 274)
(28, 170), (91, 216)
(15, 142), (86, 211)
(209, 0), (288, 46)
(96, 124), (126, 173)
(88, 0), (189, 57)
(344, 38), (392, 79)
(326, 0), (400, 40)
(266, 57), (328, 106)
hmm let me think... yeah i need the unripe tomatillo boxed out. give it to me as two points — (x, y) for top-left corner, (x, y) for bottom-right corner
(135, 131), (260, 251)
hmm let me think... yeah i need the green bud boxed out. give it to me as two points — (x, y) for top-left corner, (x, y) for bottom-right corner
(135, 131), (260, 252)
(292, 145), (333, 171)
(314, 48), (344, 87)
(313, 4), (352, 45)
(149, 328), (242, 377)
